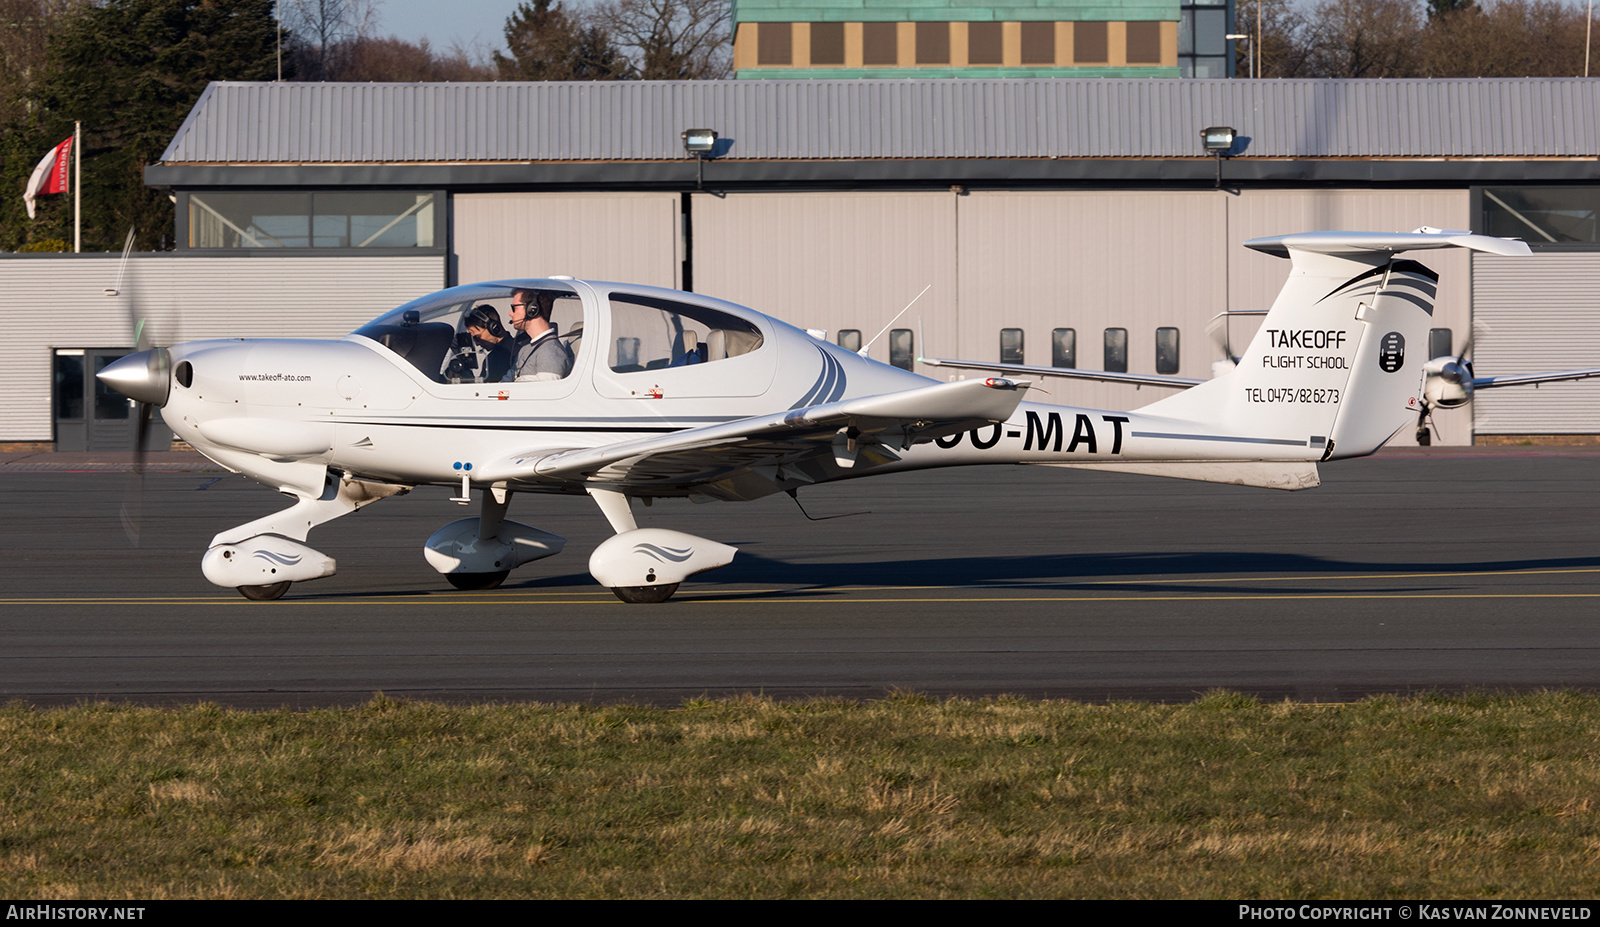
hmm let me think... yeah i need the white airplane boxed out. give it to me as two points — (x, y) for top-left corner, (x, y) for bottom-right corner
(924, 231), (1600, 447)
(100, 229), (1534, 603)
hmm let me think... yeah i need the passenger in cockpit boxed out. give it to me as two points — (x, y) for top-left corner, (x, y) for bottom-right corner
(440, 305), (513, 383)
(464, 305), (513, 383)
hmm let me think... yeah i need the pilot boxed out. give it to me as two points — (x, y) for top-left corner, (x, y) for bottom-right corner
(464, 305), (513, 383)
(504, 289), (574, 382)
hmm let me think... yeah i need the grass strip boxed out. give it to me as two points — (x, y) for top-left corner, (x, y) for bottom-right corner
(1, 691), (1597, 898)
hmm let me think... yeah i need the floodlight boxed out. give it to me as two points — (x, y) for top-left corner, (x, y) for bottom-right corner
(682, 128), (718, 155)
(1200, 126), (1236, 153)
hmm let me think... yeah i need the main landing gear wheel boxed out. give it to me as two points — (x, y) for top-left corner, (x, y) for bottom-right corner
(237, 581), (292, 601)
(610, 583), (679, 604)
(445, 571), (510, 591)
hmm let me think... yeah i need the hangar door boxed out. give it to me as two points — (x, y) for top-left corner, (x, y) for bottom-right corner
(1472, 253), (1600, 435)
(690, 192), (959, 370)
(453, 193), (682, 288)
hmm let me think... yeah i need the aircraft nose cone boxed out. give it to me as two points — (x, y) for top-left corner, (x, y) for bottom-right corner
(97, 348), (171, 406)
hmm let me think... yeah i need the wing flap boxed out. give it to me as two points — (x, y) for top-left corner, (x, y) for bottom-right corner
(1039, 460), (1321, 491)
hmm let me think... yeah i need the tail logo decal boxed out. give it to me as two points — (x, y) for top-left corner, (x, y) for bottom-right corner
(1378, 332), (1405, 373)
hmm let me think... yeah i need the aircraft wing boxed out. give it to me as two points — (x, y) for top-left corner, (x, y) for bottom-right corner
(1472, 367), (1600, 389)
(919, 357), (1202, 388)
(479, 376), (1031, 499)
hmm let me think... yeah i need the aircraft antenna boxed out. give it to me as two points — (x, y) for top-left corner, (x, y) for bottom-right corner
(859, 284), (932, 357)
(786, 489), (869, 521)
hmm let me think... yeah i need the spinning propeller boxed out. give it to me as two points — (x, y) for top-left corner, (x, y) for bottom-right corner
(95, 229), (173, 543)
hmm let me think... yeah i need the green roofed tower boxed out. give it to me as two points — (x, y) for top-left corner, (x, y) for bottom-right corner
(731, 1), (1234, 79)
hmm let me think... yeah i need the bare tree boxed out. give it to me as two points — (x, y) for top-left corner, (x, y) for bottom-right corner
(1419, 0), (1589, 77)
(1303, 0), (1422, 77)
(342, 36), (497, 81)
(283, 0), (379, 80)
(1236, 0), (1315, 77)
(594, 0), (730, 80)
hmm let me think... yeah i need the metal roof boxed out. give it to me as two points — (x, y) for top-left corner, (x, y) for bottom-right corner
(161, 78), (1600, 165)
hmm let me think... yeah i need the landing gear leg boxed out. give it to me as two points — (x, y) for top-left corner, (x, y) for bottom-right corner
(203, 473), (409, 597)
(1415, 406), (1432, 447)
(585, 488), (735, 603)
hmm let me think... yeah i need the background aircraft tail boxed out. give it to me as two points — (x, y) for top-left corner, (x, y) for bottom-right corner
(1141, 230), (1529, 459)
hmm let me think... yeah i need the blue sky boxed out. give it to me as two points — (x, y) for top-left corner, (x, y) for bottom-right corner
(377, 0), (524, 57)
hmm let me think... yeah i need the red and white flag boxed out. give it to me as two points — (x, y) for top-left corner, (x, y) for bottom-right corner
(23, 135), (72, 220)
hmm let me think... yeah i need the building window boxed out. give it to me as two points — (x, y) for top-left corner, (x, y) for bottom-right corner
(185, 191), (439, 249)
(890, 328), (914, 370)
(1180, 1), (1231, 78)
(863, 22), (897, 66)
(811, 22), (845, 65)
(758, 23), (792, 66)
(1021, 22), (1055, 65)
(1104, 327), (1128, 373)
(1481, 187), (1600, 246)
(1052, 328), (1077, 368)
(968, 22), (1002, 64)
(837, 329), (862, 352)
(1155, 327), (1180, 375)
(1127, 21), (1162, 64)
(916, 22), (949, 65)
(1000, 328), (1024, 364)
(1429, 328), (1453, 360)
(1074, 21), (1108, 63)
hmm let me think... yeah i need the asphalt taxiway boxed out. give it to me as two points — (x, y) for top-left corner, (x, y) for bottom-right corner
(3, 447), (1599, 706)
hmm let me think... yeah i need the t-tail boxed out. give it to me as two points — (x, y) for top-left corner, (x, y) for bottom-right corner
(1138, 230), (1530, 461)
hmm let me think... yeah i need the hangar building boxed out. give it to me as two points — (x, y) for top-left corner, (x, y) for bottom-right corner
(4, 77), (1598, 450)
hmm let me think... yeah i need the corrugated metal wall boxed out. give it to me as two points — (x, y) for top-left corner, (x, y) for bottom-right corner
(0, 255), (443, 442)
(165, 80), (1600, 163)
(453, 193), (681, 287)
(1473, 253), (1600, 434)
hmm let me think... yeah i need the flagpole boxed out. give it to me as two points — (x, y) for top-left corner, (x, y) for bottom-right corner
(73, 121), (80, 253)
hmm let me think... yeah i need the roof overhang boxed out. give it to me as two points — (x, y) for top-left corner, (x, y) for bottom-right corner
(146, 157), (1600, 190)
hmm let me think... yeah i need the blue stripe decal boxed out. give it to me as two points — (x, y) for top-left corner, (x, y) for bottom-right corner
(789, 346), (848, 410)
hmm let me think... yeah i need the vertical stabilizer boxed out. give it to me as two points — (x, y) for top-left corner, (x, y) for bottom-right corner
(1141, 230), (1529, 459)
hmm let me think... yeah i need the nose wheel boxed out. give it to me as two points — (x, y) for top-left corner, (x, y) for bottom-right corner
(237, 581), (292, 601)
(610, 583), (679, 604)
(445, 571), (510, 591)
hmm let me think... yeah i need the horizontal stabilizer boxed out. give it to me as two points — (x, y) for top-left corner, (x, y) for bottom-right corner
(1037, 460), (1321, 491)
(1246, 230), (1531, 259)
(1474, 367), (1600, 390)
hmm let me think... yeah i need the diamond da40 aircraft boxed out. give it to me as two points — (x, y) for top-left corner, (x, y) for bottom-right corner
(100, 229), (1534, 603)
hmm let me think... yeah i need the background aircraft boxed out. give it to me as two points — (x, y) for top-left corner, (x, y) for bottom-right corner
(100, 229), (1532, 602)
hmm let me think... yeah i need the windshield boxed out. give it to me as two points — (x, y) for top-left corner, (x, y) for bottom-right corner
(353, 281), (584, 384)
